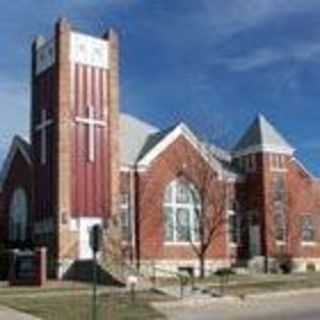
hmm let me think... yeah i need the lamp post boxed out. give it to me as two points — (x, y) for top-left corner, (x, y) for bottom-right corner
(90, 224), (103, 320)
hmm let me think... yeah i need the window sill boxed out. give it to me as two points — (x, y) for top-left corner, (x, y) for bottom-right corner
(164, 242), (200, 246)
(276, 241), (286, 246)
(270, 168), (287, 173)
(302, 241), (317, 247)
(229, 242), (238, 248)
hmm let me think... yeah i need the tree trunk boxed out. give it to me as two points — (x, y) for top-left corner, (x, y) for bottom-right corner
(199, 255), (205, 279)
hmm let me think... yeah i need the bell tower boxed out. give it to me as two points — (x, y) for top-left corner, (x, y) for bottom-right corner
(233, 114), (294, 270)
(31, 18), (120, 277)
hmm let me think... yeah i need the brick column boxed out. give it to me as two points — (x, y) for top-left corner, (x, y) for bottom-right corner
(54, 18), (74, 276)
(101, 30), (122, 274)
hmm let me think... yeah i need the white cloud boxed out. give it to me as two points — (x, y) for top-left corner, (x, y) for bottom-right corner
(214, 42), (320, 72)
(68, 0), (134, 9)
(201, 0), (320, 37)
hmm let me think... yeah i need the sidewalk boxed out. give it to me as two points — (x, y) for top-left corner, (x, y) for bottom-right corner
(0, 306), (39, 320)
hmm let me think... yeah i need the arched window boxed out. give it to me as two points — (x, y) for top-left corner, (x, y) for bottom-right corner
(163, 180), (200, 243)
(9, 188), (28, 242)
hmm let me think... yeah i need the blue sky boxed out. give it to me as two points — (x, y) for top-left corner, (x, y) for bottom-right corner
(0, 0), (319, 175)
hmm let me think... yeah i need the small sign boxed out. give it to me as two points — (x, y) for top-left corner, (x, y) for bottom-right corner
(15, 253), (36, 280)
(9, 248), (47, 286)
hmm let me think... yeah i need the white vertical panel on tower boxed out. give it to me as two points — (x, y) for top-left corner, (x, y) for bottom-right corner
(70, 32), (109, 69)
(36, 39), (55, 75)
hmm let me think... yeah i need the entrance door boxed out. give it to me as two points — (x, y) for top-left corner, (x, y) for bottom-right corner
(249, 225), (262, 257)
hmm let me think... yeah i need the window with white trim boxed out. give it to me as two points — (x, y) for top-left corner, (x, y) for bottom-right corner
(228, 199), (240, 245)
(274, 201), (286, 242)
(228, 211), (240, 244)
(163, 180), (200, 243)
(301, 216), (316, 243)
(120, 193), (131, 242)
(271, 154), (286, 170)
(238, 155), (256, 173)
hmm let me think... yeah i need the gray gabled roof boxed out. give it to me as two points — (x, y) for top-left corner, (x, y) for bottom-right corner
(120, 113), (159, 166)
(0, 135), (31, 191)
(233, 114), (294, 155)
(119, 114), (243, 181)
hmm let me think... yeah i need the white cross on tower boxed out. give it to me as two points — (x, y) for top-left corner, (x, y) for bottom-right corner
(35, 109), (53, 165)
(75, 106), (106, 162)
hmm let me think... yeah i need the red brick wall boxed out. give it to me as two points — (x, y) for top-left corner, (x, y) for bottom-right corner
(259, 154), (320, 259)
(284, 159), (320, 258)
(133, 135), (228, 262)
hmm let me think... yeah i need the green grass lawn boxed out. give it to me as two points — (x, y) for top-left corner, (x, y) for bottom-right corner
(0, 291), (167, 320)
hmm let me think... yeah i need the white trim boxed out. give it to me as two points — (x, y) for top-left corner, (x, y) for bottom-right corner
(233, 144), (295, 158)
(120, 165), (147, 173)
(302, 241), (317, 247)
(138, 123), (224, 178)
(270, 168), (288, 173)
(120, 166), (131, 173)
(129, 168), (136, 250)
(0, 136), (31, 192)
(228, 210), (240, 247)
(164, 242), (200, 247)
(292, 158), (320, 181)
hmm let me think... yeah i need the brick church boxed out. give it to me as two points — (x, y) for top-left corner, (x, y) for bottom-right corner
(0, 19), (319, 278)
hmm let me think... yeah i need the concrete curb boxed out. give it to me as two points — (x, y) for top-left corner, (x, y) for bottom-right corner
(152, 296), (239, 309)
(243, 287), (320, 301)
(152, 287), (320, 309)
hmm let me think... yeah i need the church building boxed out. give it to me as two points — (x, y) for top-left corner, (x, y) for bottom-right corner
(0, 19), (319, 278)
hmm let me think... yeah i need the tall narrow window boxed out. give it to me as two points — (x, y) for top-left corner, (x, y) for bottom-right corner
(301, 216), (315, 243)
(228, 200), (240, 245)
(9, 188), (28, 242)
(120, 193), (131, 242)
(163, 180), (201, 243)
(272, 175), (287, 243)
(274, 201), (286, 242)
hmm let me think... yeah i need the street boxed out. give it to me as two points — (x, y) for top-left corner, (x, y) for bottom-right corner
(160, 292), (320, 320)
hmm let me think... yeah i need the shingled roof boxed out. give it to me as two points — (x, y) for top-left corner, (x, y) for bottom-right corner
(233, 114), (294, 156)
(119, 113), (159, 166)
